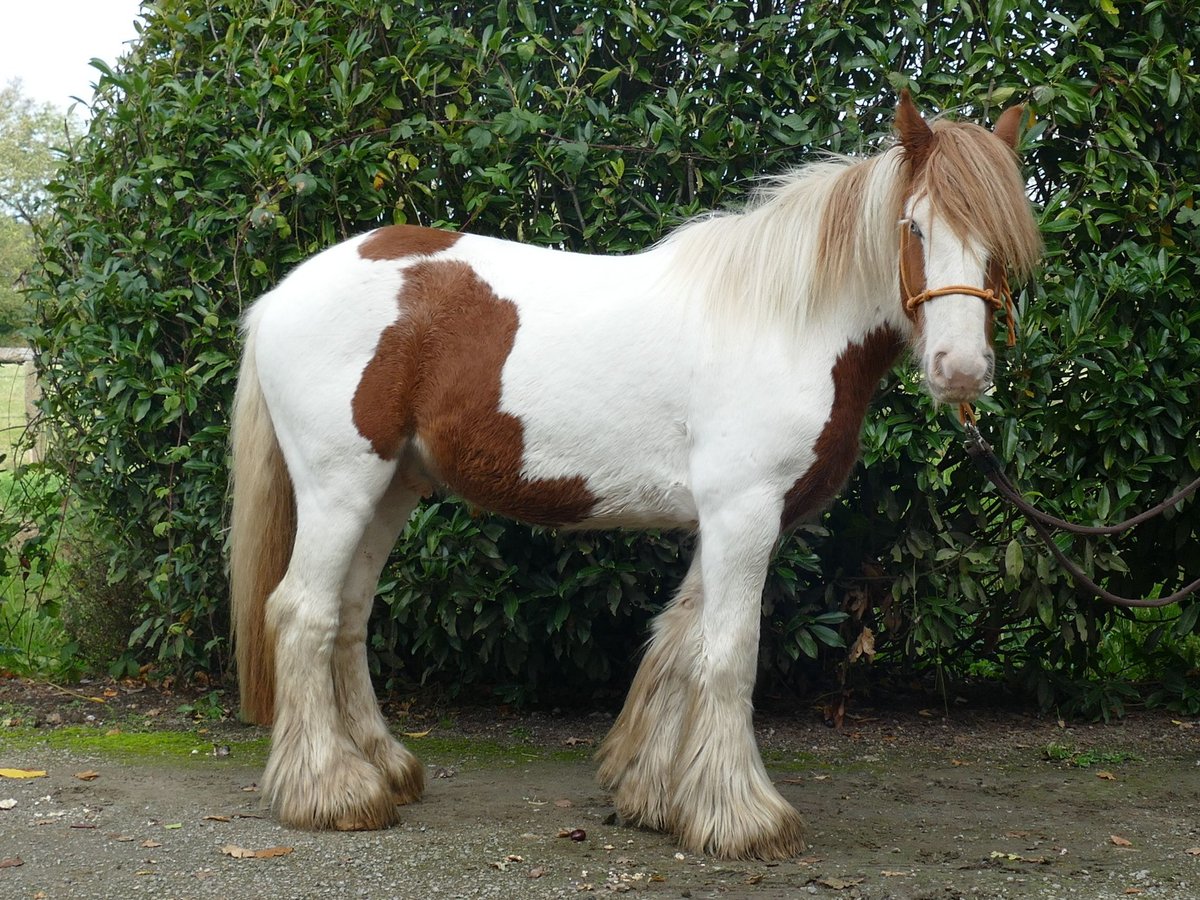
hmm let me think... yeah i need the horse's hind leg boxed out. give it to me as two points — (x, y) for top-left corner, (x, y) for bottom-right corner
(597, 558), (702, 830)
(262, 458), (400, 831)
(332, 476), (424, 806)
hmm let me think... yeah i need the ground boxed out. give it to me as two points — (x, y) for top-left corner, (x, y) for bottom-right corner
(1, 677), (1198, 899)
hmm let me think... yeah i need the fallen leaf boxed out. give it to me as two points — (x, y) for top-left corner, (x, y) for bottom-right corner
(744, 873), (764, 884)
(164, 823), (182, 830)
(881, 870), (912, 876)
(554, 799), (573, 808)
(203, 815), (231, 822)
(103, 688), (118, 698)
(254, 846), (293, 858)
(1096, 770), (1117, 781)
(1111, 835), (1134, 847)
(0, 798), (16, 810)
(113, 835), (135, 842)
(105, 728), (121, 736)
(74, 770), (100, 781)
(401, 728), (431, 738)
(528, 866), (547, 878)
(0, 857), (22, 868)
(220, 844), (293, 859)
(141, 839), (162, 848)
(241, 784), (259, 792)
(564, 736), (592, 747)
(951, 759), (971, 766)
(917, 709), (935, 718)
(0, 768), (46, 779)
(505, 854), (525, 863)
(1124, 889), (1144, 895)
(69, 823), (96, 829)
(488, 860), (509, 872)
(1186, 847), (1200, 856)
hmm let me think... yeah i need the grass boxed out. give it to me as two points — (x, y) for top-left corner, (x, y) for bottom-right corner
(0, 465), (76, 678)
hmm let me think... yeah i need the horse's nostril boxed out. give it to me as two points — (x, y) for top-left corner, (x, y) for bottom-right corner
(933, 350), (948, 378)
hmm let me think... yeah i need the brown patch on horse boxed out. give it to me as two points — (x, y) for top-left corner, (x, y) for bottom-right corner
(352, 260), (597, 526)
(780, 327), (906, 528)
(358, 225), (461, 261)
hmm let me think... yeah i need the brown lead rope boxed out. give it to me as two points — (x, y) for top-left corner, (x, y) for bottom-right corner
(961, 419), (1200, 608)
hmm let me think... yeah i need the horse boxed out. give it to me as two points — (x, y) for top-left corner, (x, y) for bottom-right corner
(227, 90), (1042, 860)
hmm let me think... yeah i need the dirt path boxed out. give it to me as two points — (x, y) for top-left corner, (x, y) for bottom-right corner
(2, 680), (1199, 899)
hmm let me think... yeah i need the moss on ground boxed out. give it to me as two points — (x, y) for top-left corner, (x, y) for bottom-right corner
(1, 724), (272, 765)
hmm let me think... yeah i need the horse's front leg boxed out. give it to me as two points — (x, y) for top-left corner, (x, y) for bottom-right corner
(668, 490), (806, 859)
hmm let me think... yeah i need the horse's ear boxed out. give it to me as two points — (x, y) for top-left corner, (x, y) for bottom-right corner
(993, 104), (1025, 150)
(895, 89), (933, 157)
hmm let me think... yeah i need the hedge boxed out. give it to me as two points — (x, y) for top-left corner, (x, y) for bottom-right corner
(24, 0), (1200, 713)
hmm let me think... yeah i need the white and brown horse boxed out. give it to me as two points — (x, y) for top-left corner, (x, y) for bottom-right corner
(228, 92), (1041, 860)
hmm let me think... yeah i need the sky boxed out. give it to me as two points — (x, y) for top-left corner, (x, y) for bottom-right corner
(0, 0), (145, 113)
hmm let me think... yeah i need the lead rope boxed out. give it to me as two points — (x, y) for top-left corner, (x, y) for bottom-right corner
(961, 421), (1200, 608)
(898, 234), (1199, 606)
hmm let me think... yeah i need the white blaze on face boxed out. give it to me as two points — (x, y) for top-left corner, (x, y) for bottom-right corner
(908, 198), (994, 404)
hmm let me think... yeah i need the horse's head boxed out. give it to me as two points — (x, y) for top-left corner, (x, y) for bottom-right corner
(894, 91), (1042, 405)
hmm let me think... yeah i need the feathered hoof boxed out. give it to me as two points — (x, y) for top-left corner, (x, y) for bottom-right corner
(674, 797), (808, 861)
(604, 771), (671, 834)
(370, 736), (426, 806)
(266, 750), (399, 832)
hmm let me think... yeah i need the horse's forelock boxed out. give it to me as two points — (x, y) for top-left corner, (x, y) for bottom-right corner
(913, 121), (1043, 279)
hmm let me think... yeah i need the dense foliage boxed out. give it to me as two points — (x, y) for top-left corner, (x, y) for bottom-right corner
(24, 0), (1200, 713)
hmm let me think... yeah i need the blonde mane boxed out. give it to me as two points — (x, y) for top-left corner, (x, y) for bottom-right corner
(658, 117), (1041, 334)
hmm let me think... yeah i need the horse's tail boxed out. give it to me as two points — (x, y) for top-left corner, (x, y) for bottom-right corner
(228, 307), (295, 725)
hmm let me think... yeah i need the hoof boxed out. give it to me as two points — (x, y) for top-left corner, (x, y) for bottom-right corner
(674, 798), (807, 861)
(368, 735), (426, 805)
(266, 745), (399, 831)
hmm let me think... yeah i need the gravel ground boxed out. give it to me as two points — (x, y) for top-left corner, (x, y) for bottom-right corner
(2, 679), (1200, 899)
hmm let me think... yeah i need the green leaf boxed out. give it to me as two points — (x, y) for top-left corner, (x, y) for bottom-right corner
(1005, 539), (1025, 580)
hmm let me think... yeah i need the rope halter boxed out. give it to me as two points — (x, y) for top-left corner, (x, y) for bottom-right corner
(898, 227), (1018, 349)
(898, 225), (1019, 425)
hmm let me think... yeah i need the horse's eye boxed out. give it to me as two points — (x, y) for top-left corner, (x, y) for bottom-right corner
(909, 219), (924, 240)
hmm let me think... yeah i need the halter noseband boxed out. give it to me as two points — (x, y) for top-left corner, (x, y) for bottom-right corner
(899, 228), (1018, 348)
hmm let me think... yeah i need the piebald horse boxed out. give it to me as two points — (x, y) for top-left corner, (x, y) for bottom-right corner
(228, 92), (1041, 860)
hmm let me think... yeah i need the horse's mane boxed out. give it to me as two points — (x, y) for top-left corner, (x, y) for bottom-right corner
(658, 118), (1041, 334)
